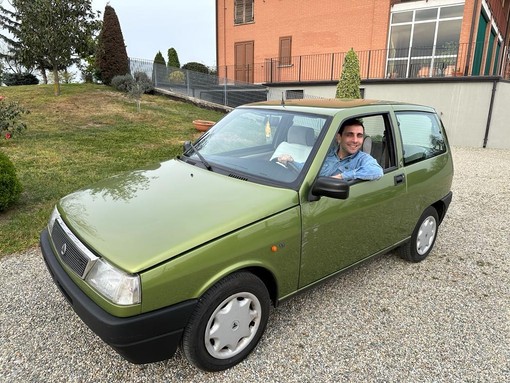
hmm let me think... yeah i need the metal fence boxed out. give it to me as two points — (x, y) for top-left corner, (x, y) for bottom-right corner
(217, 42), (506, 84)
(129, 58), (271, 108)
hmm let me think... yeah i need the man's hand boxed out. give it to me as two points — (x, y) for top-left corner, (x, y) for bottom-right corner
(277, 154), (294, 165)
(331, 173), (343, 179)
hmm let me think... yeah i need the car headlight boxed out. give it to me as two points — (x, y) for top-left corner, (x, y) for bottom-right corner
(85, 259), (141, 305)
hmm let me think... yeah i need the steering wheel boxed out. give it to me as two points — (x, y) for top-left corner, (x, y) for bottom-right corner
(270, 157), (300, 173)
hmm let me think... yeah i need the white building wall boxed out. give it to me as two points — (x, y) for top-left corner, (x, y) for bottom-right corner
(267, 79), (510, 149)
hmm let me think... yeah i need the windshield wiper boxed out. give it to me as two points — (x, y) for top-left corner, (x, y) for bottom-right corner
(183, 141), (212, 171)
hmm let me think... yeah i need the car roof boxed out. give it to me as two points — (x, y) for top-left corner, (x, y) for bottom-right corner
(247, 98), (415, 109)
(243, 98), (435, 116)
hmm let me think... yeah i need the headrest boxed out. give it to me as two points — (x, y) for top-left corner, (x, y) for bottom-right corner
(362, 136), (372, 153)
(287, 125), (315, 146)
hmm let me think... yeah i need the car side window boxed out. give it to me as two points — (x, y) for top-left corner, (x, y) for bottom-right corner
(396, 111), (447, 165)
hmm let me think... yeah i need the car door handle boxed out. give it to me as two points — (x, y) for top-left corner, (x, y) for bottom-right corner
(394, 174), (405, 186)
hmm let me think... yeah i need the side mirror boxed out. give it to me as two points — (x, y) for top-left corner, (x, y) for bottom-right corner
(309, 176), (350, 201)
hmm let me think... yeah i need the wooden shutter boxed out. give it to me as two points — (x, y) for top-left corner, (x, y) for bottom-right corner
(279, 36), (292, 66)
(235, 0), (254, 24)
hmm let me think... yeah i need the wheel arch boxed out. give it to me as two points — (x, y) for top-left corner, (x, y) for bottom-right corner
(432, 192), (452, 224)
(243, 266), (279, 307)
(195, 265), (279, 308)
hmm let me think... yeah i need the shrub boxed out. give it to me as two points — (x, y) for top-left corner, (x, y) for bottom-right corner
(111, 72), (153, 95)
(111, 74), (135, 92)
(182, 62), (209, 74)
(133, 71), (154, 94)
(0, 97), (29, 138)
(3, 73), (39, 86)
(168, 70), (185, 85)
(129, 72), (154, 112)
(0, 152), (23, 212)
(112, 72), (153, 112)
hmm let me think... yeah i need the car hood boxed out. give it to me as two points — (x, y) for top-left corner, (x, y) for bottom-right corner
(58, 159), (298, 273)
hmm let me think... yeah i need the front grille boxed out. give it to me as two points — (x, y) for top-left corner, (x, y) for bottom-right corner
(50, 219), (97, 278)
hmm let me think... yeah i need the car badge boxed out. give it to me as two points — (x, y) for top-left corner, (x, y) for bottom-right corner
(60, 243), (67, 256)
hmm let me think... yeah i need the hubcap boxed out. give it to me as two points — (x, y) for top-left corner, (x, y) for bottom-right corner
(416, 216), (437, 255)
(205, 292), (262, 359)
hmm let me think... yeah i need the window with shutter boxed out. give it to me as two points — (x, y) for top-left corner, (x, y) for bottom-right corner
(234, 0), (254, 24)
(279, 36), (292, 66)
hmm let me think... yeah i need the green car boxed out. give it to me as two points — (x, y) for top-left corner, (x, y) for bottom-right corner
(40, 99), (453, 371)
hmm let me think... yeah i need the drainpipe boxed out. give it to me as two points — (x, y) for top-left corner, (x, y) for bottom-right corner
(482, 78), (498, 148)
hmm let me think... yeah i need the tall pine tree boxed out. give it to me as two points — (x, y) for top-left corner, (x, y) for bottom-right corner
(96, 5), (129, 85)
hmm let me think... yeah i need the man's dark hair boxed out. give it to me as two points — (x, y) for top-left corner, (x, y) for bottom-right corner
(338, 118), (364, 135)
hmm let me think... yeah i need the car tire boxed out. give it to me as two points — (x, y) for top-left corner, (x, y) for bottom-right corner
(399, 206), (439, 263)
(181, 272), (270, 371)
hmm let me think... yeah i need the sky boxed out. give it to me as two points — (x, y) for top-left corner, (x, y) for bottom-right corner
(92, 0), (217, 66)
(0, 0), (217, 67)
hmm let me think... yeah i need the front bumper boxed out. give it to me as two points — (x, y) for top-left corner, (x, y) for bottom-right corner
(40, 228), (197, 364)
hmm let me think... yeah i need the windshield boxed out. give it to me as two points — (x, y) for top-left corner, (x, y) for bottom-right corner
(183, 107), (330, 185)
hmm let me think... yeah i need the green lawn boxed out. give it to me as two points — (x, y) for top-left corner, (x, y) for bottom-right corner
(0, 83), (225, 256)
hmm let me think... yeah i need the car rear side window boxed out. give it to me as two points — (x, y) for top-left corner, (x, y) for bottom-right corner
(396, 111), (447, 165)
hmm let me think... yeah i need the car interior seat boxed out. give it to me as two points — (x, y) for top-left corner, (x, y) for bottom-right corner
(362, 136), (372, 154)
(270, 125), (315, 163)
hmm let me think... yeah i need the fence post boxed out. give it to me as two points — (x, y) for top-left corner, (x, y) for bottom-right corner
(224, 80), (227, 106)
(270, 58), (273, 83)
(186, 69), (191, 96)
(299, 56), (302, 82)
(367, 50), (371, 79)
(330, 53), (335, 81)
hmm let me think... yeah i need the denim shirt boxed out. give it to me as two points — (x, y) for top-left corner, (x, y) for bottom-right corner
(319, 146), (383, 181)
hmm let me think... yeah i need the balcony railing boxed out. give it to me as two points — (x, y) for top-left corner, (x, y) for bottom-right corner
(217, 42), (505, 84)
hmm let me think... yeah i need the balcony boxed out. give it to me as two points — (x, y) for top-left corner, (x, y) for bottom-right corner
(217, 42), (504, 84)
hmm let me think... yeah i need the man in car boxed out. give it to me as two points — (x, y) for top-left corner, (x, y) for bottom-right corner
(277, 118), (383, 181)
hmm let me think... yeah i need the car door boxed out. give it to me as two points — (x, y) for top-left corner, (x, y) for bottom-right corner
(298, 113), (408, 288)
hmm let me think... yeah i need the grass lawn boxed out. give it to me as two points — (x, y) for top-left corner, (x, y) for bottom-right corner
(0, 83), (225, 256)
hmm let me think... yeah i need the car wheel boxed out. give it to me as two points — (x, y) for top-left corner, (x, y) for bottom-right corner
(399, 206), (439, 263)
(181, 272), (270, 371)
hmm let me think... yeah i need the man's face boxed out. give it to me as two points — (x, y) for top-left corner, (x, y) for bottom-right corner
(336, 124), (364, 158)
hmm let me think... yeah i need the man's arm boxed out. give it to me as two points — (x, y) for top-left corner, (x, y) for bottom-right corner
(341, 153), (383, 181)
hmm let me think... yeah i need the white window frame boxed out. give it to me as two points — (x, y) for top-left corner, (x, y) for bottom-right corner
(386, 0), (465, 78)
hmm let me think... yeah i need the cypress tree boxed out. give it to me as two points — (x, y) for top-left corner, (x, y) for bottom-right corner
(167, 48), (180, 69)
(336, 48), (361, 99)
(96, 5), (129, 85)
(154, 51), (166, 66)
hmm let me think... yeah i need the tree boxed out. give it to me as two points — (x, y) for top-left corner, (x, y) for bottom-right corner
(95, 5), (129, 85)
(5, 0), (100, 95)
(152, 51), (166, 86)
(0, 5), (31, 74)
(336, 48), (361, 99)
(167, 48), (180, 69)
(154, 51), (166, 66)
(182, 62), (209, 74)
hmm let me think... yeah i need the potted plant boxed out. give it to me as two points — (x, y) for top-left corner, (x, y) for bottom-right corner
(192, 120), (215, 132)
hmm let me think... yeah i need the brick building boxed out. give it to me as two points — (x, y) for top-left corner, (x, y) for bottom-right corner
(215, 0), (510, 84)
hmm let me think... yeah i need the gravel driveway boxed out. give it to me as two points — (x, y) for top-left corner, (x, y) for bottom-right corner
(1, 147), (508, 383)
